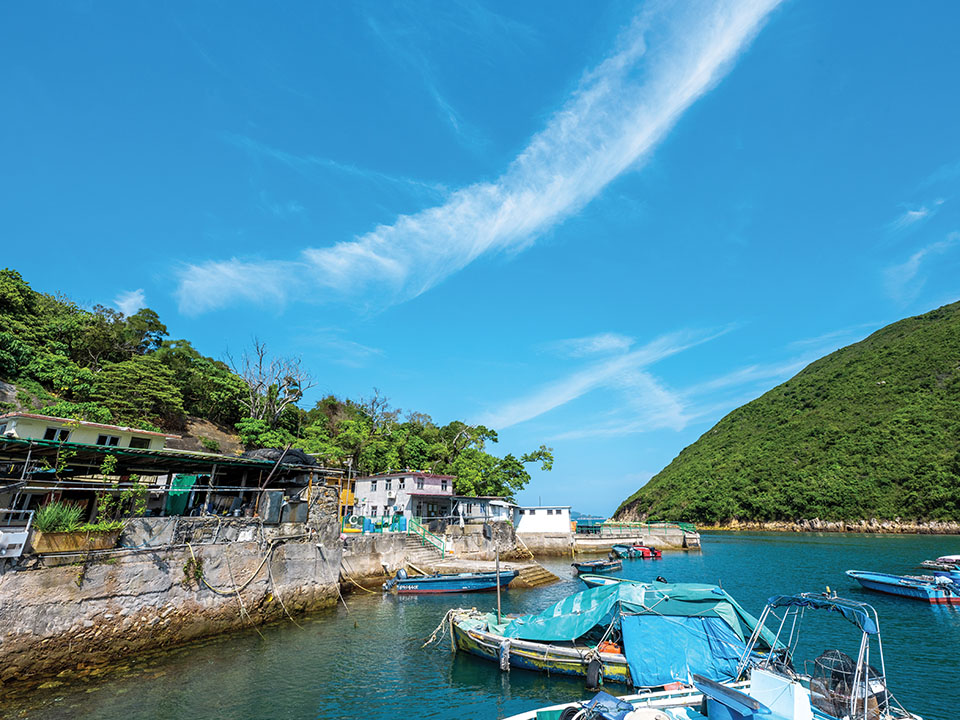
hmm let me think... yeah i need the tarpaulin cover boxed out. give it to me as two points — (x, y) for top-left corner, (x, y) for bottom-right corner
(620, 614), (747, 687)
(767, 594), (878, 635)
(164, 474), (197, 516)
(502, 582), (776, 649)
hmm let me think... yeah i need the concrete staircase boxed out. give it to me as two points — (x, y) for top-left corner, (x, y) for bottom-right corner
(403, 534), (445, 567)
(513, 563), (560, 588)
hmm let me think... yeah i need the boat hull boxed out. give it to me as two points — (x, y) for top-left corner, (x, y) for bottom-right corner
(572, 560), (622, 575)
(846, 570), (960, 604)
(394, 570), (518, 594)
(452, 619), (632, 685)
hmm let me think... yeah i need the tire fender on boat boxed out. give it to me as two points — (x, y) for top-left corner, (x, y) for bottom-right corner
(586, 658), (603, 689)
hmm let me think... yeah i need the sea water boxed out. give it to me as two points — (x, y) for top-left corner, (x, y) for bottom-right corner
(6, 532), (958, 720)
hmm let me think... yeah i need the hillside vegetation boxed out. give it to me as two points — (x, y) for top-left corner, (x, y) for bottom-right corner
(616, 302), (960, 523)
(0, 268), (551, 498)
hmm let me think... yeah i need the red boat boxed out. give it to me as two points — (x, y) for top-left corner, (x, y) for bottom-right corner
(632, 545), (662, 559)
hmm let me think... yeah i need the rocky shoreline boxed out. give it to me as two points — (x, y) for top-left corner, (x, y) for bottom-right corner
(696, 518), (960, 534)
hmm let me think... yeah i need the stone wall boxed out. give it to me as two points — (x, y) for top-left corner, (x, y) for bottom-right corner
(517, 532), (574, 555)
(0, 486), (343, 695)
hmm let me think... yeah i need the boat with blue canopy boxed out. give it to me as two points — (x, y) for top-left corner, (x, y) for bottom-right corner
(444, 580), (776, 689)
(502, 591), (921, 720)
(572, 558), (622, 575)
(382, 568), (517, 594)
(846, 569), (960, 604)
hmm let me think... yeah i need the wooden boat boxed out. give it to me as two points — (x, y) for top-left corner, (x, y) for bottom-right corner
(571, 558), (622, 574)
(846, 569), (960, 603)
(382, 568), (517, 594)
(502, 592), (922, 720)
(611, 544), (663, 559)
(445, 581), (774, 689)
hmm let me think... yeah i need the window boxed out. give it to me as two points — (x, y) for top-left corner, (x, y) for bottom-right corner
(528, 509), (536, 515)
(441, 479), (448, 492)
(467, 503), (474, 514)
(546, 509), (553, 515)
(371, 506), (378, 516)
(399, 477), (406, 488)
(0, 423), (7, 434)
(96, 434), (121, 447)
(518, 509), (525, 515)
(43, 427), (70, 442)
(385, 479), (392, 491)
(128, 437), (150, 449)
(416, 479), (424, 490)
(371, 480), (377, 492)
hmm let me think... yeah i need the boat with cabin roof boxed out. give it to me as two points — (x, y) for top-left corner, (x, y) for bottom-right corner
(502, 592), (920, 720)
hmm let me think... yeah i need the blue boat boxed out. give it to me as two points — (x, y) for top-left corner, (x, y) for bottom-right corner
(846, 569), (960, 604)
(383, 568), (517, 594)
(572, 558), (622, 575)
(502, 592), (920, 720)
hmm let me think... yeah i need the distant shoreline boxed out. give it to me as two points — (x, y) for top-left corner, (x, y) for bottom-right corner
(695, 518), (960, 535)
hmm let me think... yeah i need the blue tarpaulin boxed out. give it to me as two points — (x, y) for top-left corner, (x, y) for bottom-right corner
(620, 614), (747, 686)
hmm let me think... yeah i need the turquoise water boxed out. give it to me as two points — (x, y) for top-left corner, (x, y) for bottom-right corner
(7, 532), (959, 720)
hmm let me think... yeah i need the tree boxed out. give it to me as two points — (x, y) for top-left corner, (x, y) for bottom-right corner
(91, 355), (185, 426)
(229, 339), (315, 427)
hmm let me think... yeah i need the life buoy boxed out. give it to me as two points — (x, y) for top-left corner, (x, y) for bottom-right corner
(348, 515), (360, 527)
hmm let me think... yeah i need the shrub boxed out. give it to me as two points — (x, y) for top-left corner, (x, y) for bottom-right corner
(34, 501), (83, 533)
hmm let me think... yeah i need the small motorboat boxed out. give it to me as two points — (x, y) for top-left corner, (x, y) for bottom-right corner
(609, 544), (661, 559)
(580, 574), (670, 589)
(572, 558), (622, 575)
(382, 568), (518, 594)
(501, 592), (921, 720)
(846, 569), (960, 603)
(920, 554), (960, 571)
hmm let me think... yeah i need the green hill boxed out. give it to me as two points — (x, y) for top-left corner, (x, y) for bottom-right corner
(615, 302), (960, 524)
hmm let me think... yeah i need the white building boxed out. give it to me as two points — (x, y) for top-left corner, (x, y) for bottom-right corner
(0, 412), (178, 450)
(353, 470), (455, 520)
(452, 496), (516, 522)
(514, 505), (572, 534)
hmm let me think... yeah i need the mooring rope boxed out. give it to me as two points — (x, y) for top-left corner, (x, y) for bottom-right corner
(422, 608), (456, 648)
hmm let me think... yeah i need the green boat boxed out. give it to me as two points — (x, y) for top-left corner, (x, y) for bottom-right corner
(447, 581), (776, 689)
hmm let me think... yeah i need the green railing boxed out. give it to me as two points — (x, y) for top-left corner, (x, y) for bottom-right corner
(599, 520), (699, 536)
(408, 517), (447, 555)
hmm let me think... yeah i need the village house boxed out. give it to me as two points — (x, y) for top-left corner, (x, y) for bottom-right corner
(0, 412), (177, 451)
(353, 470), (455, 520)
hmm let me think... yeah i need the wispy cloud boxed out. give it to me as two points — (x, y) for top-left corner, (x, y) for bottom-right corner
(888, 199), (944, 233)
(227, 134), (448, 196)
(884, 234), (959, 304)
(176, 0), (782, 315)
(545, 332), (635, 357)
(787, 322), (878, 350)
(114, 289), (146, 316)
(476, 328), (727, 430)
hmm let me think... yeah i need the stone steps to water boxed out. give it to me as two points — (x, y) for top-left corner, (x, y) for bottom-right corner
(512, 563), (560, 588)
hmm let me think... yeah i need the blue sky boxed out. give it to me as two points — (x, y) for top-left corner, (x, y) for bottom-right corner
(3, 1), (960, 515)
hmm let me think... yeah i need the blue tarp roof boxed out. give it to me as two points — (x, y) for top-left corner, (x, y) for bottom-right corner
(766, 594), (878, 635)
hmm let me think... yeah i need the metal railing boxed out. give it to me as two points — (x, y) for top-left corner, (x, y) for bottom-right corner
(0, 509), (34, 559)
(407, 516), (447, 555)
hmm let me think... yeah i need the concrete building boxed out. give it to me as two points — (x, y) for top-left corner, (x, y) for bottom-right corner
(0, 412), (177, 451)
(353, 471), (455, 520)
(452, 496), (515, 522)
(514, 505), (573, 534)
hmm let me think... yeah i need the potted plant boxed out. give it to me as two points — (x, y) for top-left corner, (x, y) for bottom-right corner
(29, 501), (125, 554)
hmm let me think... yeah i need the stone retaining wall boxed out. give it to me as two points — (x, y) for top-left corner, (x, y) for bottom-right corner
(0, 486), (343, 695)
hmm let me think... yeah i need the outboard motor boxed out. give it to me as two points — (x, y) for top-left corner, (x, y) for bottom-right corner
(382, 567), (409, 592)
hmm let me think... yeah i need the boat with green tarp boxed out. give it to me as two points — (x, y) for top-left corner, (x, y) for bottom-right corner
(446, 580), (777, 689)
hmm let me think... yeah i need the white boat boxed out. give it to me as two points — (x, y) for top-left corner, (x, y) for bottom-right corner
(501, 592), (920, 720)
